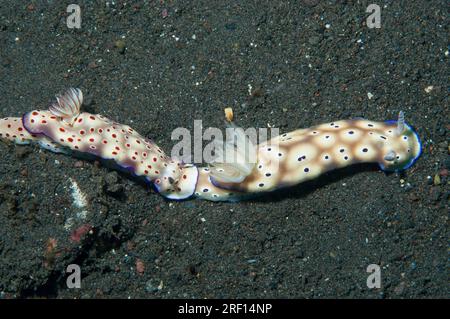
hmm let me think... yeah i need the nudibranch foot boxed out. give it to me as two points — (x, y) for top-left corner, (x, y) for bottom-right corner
(38, 136), (70, 154)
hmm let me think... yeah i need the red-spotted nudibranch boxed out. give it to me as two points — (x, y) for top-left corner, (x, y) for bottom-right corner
(0, 88), (421, 202)
(1, 88), (198, 200)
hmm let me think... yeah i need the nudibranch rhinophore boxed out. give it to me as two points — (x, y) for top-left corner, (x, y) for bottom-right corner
(0, 88), (422, 202)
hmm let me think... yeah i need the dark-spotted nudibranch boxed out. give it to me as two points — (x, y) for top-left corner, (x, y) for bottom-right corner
(0, 88), (421, 202)
(202, 112), (422, 198)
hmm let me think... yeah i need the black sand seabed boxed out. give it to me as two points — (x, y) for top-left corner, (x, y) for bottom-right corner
(0, 1), (447, 298)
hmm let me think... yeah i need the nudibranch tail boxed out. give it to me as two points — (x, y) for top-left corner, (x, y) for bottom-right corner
(0, 116), (66, 153)
(0, 117), (35, 145)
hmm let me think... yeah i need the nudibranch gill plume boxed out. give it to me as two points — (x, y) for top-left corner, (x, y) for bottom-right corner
(0, 88), (421, 202)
